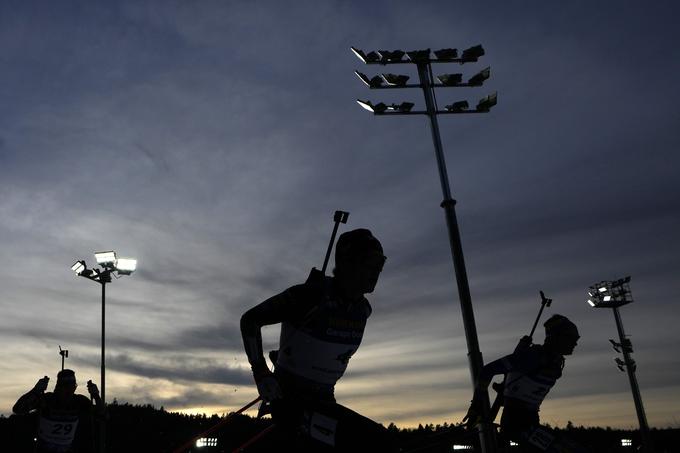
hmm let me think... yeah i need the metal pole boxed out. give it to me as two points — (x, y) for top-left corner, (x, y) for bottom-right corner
(100, 281), (106, 453)
(416, 61), (497, 453)
(612, 307), (653, 453)
(101, 281), (106, 404)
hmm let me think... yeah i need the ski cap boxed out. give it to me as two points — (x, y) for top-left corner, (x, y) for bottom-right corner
(56, 369), (76, 385)
(544, 314), (579, 338)
(335, 228), (384, 267)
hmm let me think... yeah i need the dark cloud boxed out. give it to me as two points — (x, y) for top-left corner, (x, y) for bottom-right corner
(114, 385), (247, 411)
(75, 352), (252, 386)
(174, 323), (245, 352)
(2, 319), (245, 355)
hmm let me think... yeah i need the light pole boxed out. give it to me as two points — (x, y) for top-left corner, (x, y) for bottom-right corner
(352, 46), (498, 453)
(71, 251), (137, 452)
(587, 276), (654, 453)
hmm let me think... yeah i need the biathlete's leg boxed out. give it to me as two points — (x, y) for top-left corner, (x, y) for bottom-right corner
(302, 401), (400, 452)
(511, 425), (591, 453)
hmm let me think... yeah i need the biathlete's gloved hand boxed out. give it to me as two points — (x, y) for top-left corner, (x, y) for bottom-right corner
(87, 380), (100, 399)
(33, 376), (49, 393)
(462, 395), (483, 429)
(513, 335), (533, 354)
(253, 368), (282, 402)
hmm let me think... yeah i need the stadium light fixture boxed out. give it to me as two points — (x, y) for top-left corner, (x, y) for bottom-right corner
(406, 49), (431, 62)
(437, 73), (463, 86)
(350, 47), (380, 64)
(461, 44), (485, 62)
(94, 251), (116, 267)
(377, 49), (405, 62)
(468, 67), (491, 86)
(116, 258), (137, 275)
(71, 260), (86, 275)
(445, 100), (469, 112)
(434, 48), (458, 60)
(381, 73), (410, 86)
(621, 439), (632, 447)
(356, 99), (387, 114)
(476, 92), (498, 112)
(196, 437), (218, 448)
(615, 357), (626, 372)
(387, 102), (415, 113)
(355, 71), (384, 88)
(587, 277), (632, 308)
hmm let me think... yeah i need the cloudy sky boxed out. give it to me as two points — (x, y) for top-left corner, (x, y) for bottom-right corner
(1, 1), (679, 430)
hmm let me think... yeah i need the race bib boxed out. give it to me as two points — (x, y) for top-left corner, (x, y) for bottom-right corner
(277, 325), (359, 384)
(38, 416), (79, 447)
(527, 426), (555, 450)
(504, 372), (554, 409)
(308, 411), (338, 446)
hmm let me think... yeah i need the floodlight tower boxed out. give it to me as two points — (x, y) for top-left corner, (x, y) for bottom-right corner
(587, 277), (653, 453)
(71, 251), (137, 453)
(352, 45), (498, 453)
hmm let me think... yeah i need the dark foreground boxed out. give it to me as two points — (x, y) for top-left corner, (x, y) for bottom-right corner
(1, 401), (678, 452)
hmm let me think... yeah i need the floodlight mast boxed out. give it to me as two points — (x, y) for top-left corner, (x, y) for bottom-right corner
(71, 251), (136, 453)
(588, 278), (653, 453)
(612, 304), (653, 453)
(352, 45), (498, 453)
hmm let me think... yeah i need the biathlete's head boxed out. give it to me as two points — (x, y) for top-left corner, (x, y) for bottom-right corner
(334, 228), (386, 296)
(55, 369), (78, 398)
(543, 314), (580, 355)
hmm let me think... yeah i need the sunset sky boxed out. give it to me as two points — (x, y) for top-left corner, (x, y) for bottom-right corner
(1, 1), (679, 430)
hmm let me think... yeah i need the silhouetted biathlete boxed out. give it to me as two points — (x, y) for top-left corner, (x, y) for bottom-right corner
(13, 369), (105, 453)
(464, 315), (590, 452)
(240, 228), (399, 452)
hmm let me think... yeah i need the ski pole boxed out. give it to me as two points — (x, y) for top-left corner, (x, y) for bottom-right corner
(231, 424), (276, 453)
(489, 291), (553, 421)
(171, 396), (262, 453)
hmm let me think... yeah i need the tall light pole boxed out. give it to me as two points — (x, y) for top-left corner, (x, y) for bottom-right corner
(587, 276), (654, 453)
(352, 46), (498, 453)
(71, 251), (137, 453)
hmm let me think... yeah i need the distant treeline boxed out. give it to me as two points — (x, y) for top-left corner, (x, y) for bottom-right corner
(1, 400), (678, 452)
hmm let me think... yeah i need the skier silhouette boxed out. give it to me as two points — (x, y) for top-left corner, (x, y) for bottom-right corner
(240, 228), (399, 451)
(464, 315), (589, 452)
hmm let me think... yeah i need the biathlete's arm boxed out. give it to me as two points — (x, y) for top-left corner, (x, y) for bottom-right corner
(240, 290), (293, 375)
(12, 391), (40, 415)
(13, 377), (49, 415)
(475, 355), (514, 394)
(86, 381), (106, 418)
